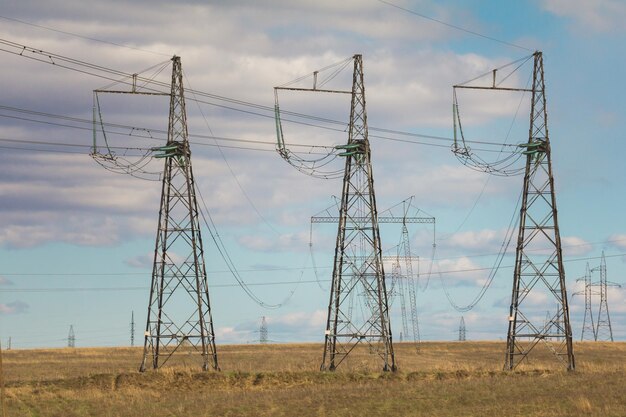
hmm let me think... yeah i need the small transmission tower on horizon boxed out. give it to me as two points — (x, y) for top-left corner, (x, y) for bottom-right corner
(259, 316), (268, 344)
(67, 325), (75, 348)
(458, 317), (466, 342)
(138, 56), (219, 372)
(575, 263), (596, 341)
(591, 251), (621, 341)
(130, 311), (135, 347)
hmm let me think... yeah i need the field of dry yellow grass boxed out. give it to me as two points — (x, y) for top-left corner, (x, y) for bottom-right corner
(2, 341), (626, 416)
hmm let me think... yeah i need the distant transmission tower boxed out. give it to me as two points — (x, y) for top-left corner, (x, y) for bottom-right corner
(140, 56), (219, 372)
(68, 325), (75, 348)
(504, 52), (575, 370)
(130, 311), (135, 347)
(591, 252), (620, 341)
(400, 214), (421, 351)
(390, 257), (409, 342)
(575, 263), (596, 341)
(260, 316), (268, 344)
(458, 317), (466, 342)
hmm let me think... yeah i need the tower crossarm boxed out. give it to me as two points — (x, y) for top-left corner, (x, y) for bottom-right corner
(312, 216), (434, 224)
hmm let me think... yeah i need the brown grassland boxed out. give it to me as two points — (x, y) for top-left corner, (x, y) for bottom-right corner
(2, 341), (626, 416)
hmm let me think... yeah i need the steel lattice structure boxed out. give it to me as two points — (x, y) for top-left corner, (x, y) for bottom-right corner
(140, 56), (218, 372)
(575, 264), (596, 341)
(67, 325), (76, 348)
(319, 55), (395, 371)
(459, 317), (466, 342)
(400, 221), (421, 350)
(260, 317), (269, 344)
(504, 52), (575, 370)
(591, 252), (620, 341)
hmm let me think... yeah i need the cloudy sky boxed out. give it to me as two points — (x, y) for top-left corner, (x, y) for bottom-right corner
(1, 0), (625, 349)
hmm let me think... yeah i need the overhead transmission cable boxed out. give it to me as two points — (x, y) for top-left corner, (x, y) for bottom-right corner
(0, 14), (171, 57)
(0, 38), (523, 153)
(375, 0), (532, 52)
(434, 188), (523, 312)
(452, 54), (535, 176)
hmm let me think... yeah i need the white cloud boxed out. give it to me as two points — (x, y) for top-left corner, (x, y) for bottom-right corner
(561, 236), (593, 257)
(0, 301), (29, 315)
(608, 234), (626, 250)
(541, 0), (626, 33)
(0, 277), (13, 285)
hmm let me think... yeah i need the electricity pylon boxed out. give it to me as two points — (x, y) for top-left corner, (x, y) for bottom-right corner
(575, 263), (596, 341)
(130, 311), (135, 347)
(591, 251), (620, 341)
(504, 52), (574, 370)
(319, 55), (395, 371)
(260, 317), (268, 344)
(68, 325), (75, 348)
(400, 219), (421, 351)
(140, 56), (219, 372)
(390, 257), (410, 341)
(459, 317), (466, 341)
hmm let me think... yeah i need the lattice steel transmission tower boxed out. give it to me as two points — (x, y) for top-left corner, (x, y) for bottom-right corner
(320, 55), (395, 371)
(575, 263), (596, 341)
(400, 219), (421, 351)
(458, 317), (466, 342)
(390, 257), (409, 342)
(591, 252), (620, 341)
(504, 52), (575, 370)
(67, 325), (75, 348)
(130, 311), (135, 347)
(140, 56), (219, 372)
(260, 316), (268, 344)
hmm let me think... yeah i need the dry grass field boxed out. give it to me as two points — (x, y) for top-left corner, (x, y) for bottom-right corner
(2, 341), (626, 416)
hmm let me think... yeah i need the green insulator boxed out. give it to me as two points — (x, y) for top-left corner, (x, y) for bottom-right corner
(335, 143), (362, 150)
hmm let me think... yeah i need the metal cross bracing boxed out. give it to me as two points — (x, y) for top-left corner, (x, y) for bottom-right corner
(139, 56), (218, 372)
(504, 52), (575, 370)
(312, 211), (433, 356)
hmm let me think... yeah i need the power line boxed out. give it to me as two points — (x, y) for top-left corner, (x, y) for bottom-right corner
(0, 15), (171, 57)
(376, 0), (532, 52)
(0, 39), (523, 152)
(2, 241), (625, 279)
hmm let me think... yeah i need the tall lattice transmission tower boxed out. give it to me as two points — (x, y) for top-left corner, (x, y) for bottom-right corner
(321, 55), (394, 371)
(276, 55), (396, 371)
(139, 56), (219, 372)
(453, 51), (574, 370)
(504, 52), (574, 370)
(458, 317), (466, 342)
(591, 251), (621, 341)
(67, 325), (75, 348)
(259, 316), (268, 344)
(575, 263), (596, 341)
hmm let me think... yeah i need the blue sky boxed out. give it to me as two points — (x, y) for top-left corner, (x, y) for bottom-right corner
(0, 0), (625, 349)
